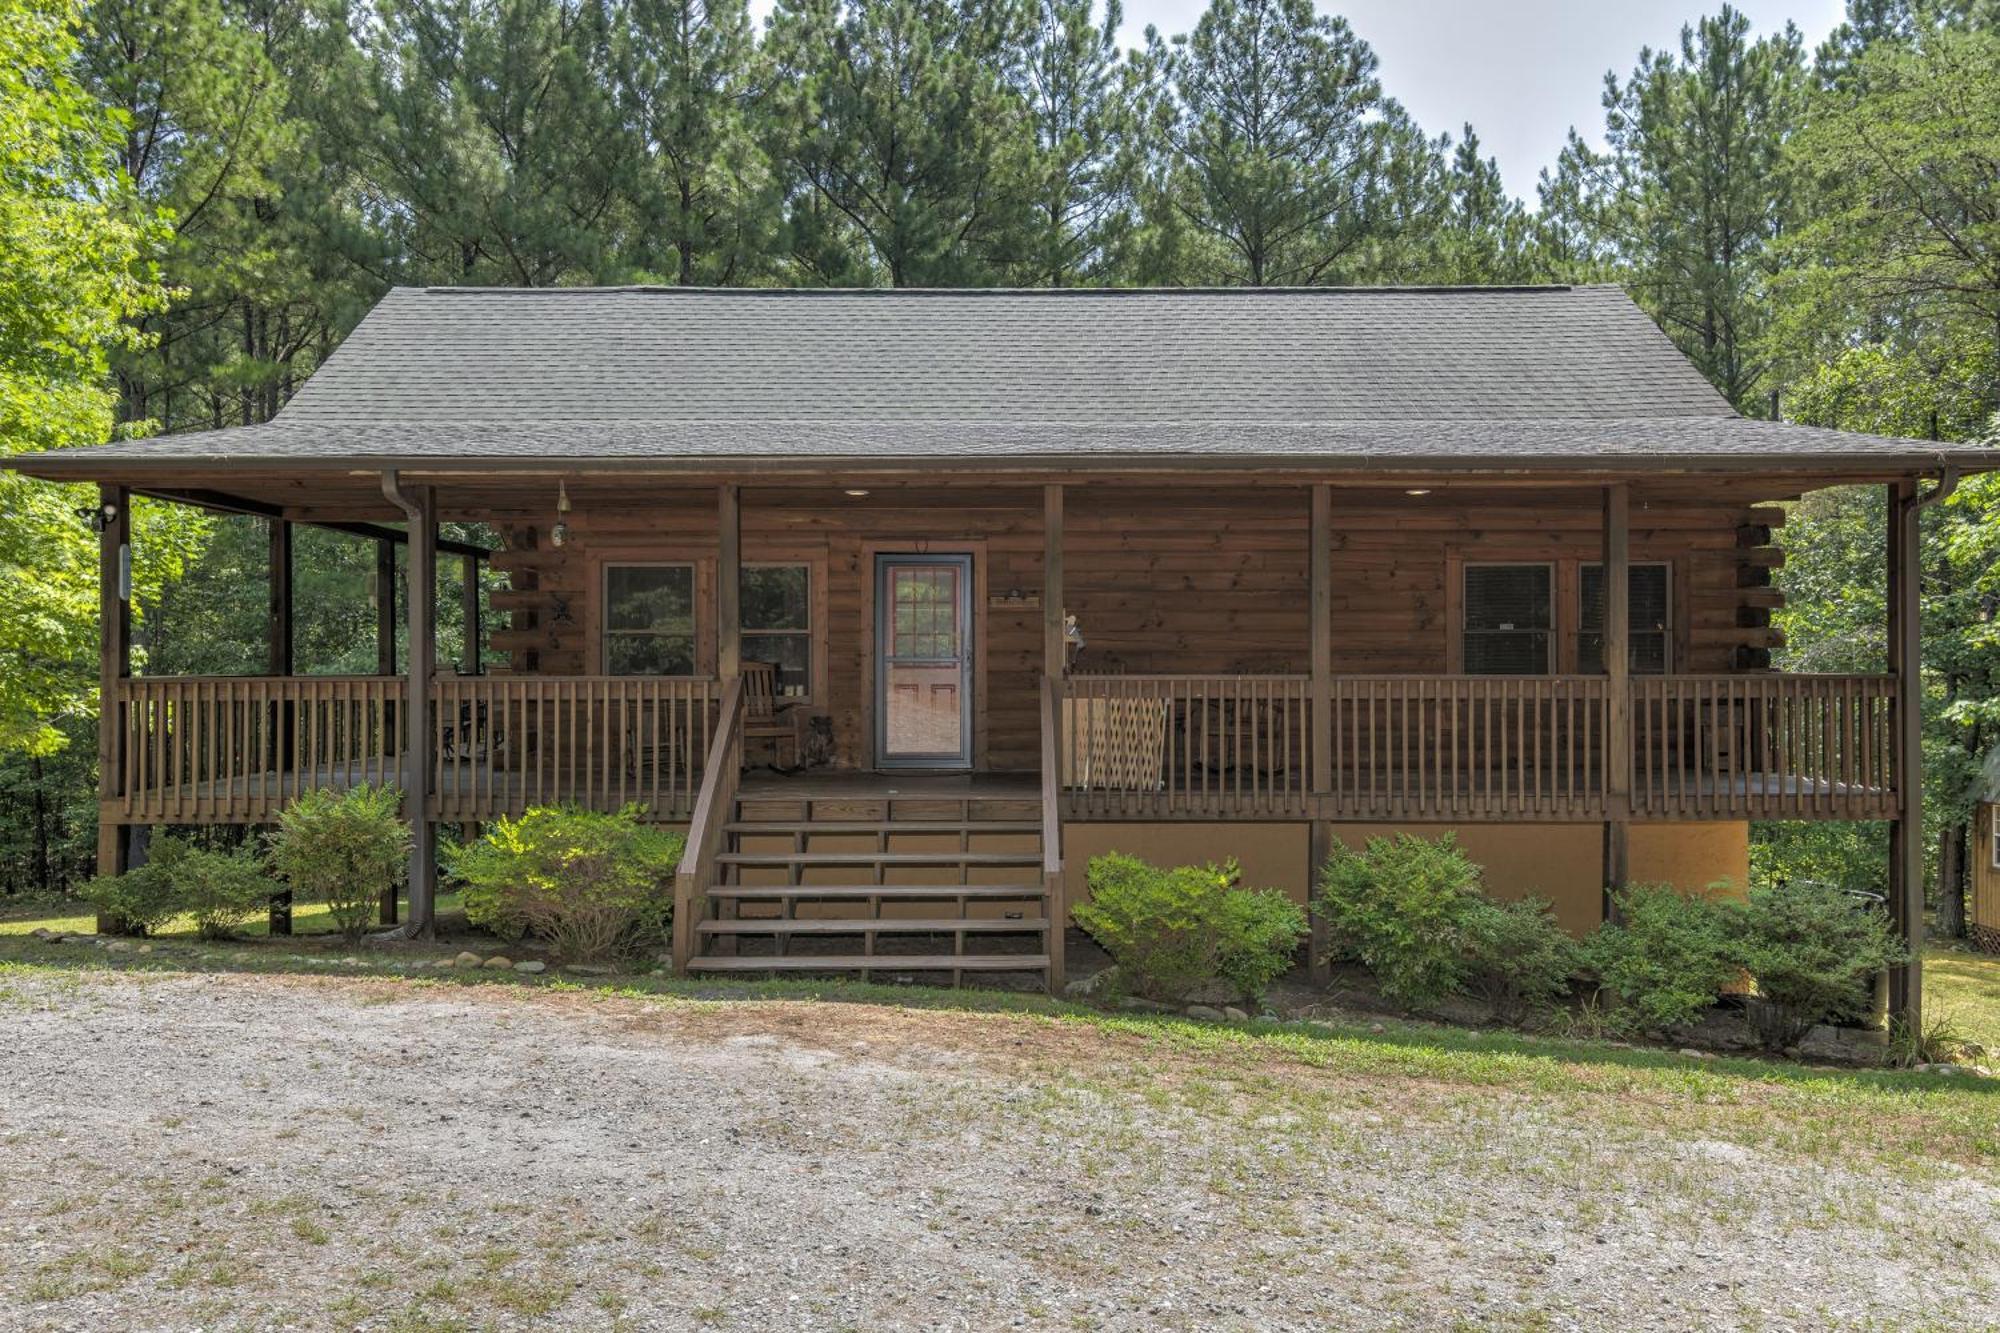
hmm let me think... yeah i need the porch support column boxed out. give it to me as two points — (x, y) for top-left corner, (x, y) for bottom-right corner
(1602, 483), (1631, 918)
(1043, 484), (1065, 678)
(268, 518), (295, 936)
(381, 472), (438, 936)
(1309, 484), (1334, 978)
(717, 484), (740, 680)
(95, 485), (134, 932)
(1887, 478), (1923, 1028)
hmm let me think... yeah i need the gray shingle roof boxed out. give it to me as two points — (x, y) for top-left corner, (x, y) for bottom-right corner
(14, 285), (1993, 473)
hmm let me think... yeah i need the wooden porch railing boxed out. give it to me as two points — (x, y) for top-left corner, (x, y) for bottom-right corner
(672, 676), (746, 972)
(1054, 672), (1898, 823)
(1059, 674), (1314, 817)
(1631, 674), (1898, 820)
(431, 676), (715, 821)
(107, 674), (717, 823)
(1327, 676), (1610, 820)
(111, 676), (403, 823)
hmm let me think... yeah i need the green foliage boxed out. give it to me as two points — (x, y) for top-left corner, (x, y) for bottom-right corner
(1459, 895), (1581, 1025)
(445, 805), (685, 962)
(1734, 881), (1906, 1051)
(170, 843), (280, 940)
(1583, 884), (1739, 1032)
(1074, 852), (1306, 1002)
(265, 784), (409, 943)
(1314, 833), (1484, 1010)
(81, 839), (185, 935)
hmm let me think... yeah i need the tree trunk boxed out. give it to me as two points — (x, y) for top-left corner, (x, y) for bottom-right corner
(29, 756), (50, 895)
(1937, 822), (1967, 940)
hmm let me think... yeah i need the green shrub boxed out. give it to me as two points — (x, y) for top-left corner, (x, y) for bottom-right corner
(445, 805), (684, 962)
(1073, 853), (1306, 1003)
(81, 835), (186, 935)
(266, 784), (410, 943)
(171, 845), (280, 940)
(1314, 833), (1483, 1010)
(1582, 884), (1738, 1032)
(1731, 881), (1906, 1051)
(1460, 895), (1581, 1024)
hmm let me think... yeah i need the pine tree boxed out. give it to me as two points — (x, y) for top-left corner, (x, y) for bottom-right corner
(613, 0), (777, 285)
(764, 0), (1039, 287)
(1016, 0), (1130, 286)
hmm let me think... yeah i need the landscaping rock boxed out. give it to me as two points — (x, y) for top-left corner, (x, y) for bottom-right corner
(1063, 968), (1116, 1000)
(1185, 1004), (1226, 1021)
(30, 927), (52, 940)
(137, 944), (154, 955)
(1223, 1006), (1249, 1022)
(1677, 1048), (1716, 1060)
(513, 960), (547, 975)
(451, 951), (482, 969)
(1178, 979), (1244, 1007)
(105, 940), (134, 953)
(482, 955), (512, 970)
(1117, 996), (1173, 1014)
(565, 963), (614, 976)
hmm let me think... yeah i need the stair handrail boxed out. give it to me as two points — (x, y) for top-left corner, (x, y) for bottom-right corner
(672, 675), (746, 973)
(1040, 674), (1066, 993)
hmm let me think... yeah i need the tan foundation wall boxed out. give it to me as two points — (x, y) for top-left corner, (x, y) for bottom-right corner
(1060, 819), (1750, 937)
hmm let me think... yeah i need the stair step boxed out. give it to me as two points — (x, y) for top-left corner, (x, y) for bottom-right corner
(708, 883), (1044, 901)
(724, 820), (1041, 836)
(717, 851), (1042, 867)
(697, 917), (1048, 936)
(687, 954), (1050, 974)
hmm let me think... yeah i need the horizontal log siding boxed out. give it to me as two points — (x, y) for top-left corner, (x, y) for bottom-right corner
(488, 487), (1784, 777)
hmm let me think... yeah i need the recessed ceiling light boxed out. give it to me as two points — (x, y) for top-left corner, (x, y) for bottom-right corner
(1405, 488), (1432, 496)
(844, 488), (870, 498)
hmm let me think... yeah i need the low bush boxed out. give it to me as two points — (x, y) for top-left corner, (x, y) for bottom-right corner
(446, 805), (684, 961)
(266, 784), (410, 942)
(81, 837), (185, 935)
(172, 845), (281, 940)
(1460, 895), (1581, 1024)
(1074, 852), (1306, 1003)
(1732, 881), (1905, 1051)
(1314, 833), (1484, 1010)
(1582, 883), (1739, 1032)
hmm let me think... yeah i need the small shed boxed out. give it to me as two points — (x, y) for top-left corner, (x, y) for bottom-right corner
(1973, 748), (2000, 953)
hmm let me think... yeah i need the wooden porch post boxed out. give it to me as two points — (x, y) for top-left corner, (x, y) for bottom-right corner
(1602, 483), (1631, 918)
(1309, 483), (1333, 978)
(1886, 478), (1923, 1028)
(95, 485), (133, 931)
(268, 518), (295, 936)
(718, 484), (741, 680)
(1043, 484), (1065, 677)
(403, 483), (439, 934)
(374, 538), (397, 675)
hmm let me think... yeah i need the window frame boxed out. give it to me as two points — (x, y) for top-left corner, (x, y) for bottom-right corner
(601, 560), (699, 677)
(1459, 560), (1557, 676)
(739, 561), (814, 702)
(1578, 560), (1674, 676)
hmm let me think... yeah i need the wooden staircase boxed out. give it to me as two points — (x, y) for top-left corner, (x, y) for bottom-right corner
(683, 787), (1057, 988)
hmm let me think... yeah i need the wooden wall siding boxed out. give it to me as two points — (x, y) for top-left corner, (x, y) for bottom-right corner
(485, 487), (1788, 774)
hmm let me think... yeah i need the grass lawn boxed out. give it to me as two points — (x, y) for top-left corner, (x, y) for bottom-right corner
(0, 890), (465, 941)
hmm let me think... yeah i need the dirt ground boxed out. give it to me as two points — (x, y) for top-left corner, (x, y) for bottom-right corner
(2, 969), (1997, 1331)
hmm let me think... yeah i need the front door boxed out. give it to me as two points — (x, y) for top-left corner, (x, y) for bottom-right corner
(875, 554), (973, 769)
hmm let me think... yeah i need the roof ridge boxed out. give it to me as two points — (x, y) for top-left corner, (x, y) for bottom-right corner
(411, 283), (1582, 297)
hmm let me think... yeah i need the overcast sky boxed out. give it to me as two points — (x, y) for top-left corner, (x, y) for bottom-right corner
(748, 0), (1849, 200)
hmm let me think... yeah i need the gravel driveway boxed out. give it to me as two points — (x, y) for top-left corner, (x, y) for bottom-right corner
(2, 969), (1996, 1331)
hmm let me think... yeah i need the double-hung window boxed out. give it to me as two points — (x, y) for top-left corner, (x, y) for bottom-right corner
(1580, 563), (1672, 674)
(604, 564), (696, 675)
(1461, 563), (1554, 675)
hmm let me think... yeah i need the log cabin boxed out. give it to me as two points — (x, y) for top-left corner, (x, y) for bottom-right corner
(11, 284), (1992, 1022)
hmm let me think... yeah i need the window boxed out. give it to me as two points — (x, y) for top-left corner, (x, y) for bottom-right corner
(1580, 563), (1671, 674)
(604, 564), (695, 675)
(740, 564), (812, 698)
(1462, 564), (1553, 674)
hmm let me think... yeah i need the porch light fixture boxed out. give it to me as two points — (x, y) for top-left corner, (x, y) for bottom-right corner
(843, 488), (871, 498)
(550, 480), (572, 548)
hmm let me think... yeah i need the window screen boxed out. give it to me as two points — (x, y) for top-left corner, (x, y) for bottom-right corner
(1580, 563), (1671, 674)
(1463, 564), (1552, 674)
(604, 564), (696, 675)
(741, 564), (811, 698)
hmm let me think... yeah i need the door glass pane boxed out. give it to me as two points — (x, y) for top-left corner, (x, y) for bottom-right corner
(883, 561), (965, 760)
